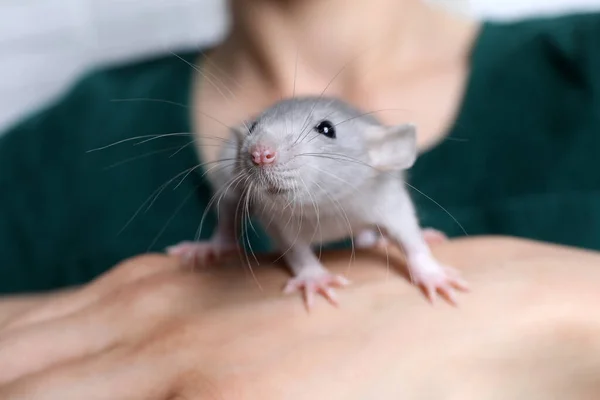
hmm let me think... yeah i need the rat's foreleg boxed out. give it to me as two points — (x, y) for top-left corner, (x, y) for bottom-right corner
(167, 197), (239, 267)
(355, 227), (448, 249)
(379, 196), (469, 305)
(266, 224), (350, 309)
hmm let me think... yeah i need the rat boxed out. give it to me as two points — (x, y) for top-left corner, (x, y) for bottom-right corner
(167, 96), (468, 309)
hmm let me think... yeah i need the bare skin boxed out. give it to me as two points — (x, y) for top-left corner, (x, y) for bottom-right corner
(194, 0), (479, 170)
(1, 236), (600, 399)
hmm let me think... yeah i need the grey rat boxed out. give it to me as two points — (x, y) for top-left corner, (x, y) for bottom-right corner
(167, 96), (468, 308)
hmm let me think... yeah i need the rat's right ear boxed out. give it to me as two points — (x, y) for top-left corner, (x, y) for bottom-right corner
(365, 123), (417, 171)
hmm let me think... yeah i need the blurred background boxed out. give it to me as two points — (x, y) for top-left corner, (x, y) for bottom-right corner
(1, 0), (600, 133)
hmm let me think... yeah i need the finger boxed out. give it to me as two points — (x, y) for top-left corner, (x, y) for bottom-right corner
(3, 255), (178, 332)
(0, 308), (124, 385)
(0, 348), (179, 400)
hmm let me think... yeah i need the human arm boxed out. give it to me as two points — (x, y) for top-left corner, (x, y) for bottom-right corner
(1, 236), (600, 399)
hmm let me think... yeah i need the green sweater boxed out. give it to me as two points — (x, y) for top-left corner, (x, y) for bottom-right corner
(2, 13), (600, 294)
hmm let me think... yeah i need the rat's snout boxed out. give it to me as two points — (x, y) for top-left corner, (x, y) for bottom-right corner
(250, 144), (276, 166)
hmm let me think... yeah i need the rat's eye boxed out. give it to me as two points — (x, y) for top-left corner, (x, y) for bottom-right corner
(247, 121), (258, 134)
(314, 120), (336, 139)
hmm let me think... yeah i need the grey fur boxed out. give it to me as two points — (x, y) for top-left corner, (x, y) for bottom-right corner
(200, 95), (467, 306)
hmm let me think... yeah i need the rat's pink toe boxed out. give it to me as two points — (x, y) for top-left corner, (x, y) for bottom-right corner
(439, 286), (458, 306)
(408, 255), (469, 306)
(421, 283), (436, 304)
(284, 270), (350, 310)
(319, 287), (338, 306)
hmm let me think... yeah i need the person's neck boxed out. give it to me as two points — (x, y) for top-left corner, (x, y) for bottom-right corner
(215, 0), (469, 98)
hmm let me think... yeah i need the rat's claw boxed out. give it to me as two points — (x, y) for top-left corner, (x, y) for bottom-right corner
(420, 282), (437, 305)
(319, 287), (338, 306)
(283, 269), (350, 310)
(304, 283), (316, 310)
(438, 285), (458, 306)
(408, 255), (469, 306)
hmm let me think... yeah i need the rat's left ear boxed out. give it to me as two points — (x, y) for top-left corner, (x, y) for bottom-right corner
(365, 123), (417, 171)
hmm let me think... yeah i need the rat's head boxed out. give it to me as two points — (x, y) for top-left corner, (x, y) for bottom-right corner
(233, 97), (417, 203)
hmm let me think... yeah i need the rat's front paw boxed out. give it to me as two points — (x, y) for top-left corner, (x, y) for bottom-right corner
(408, 254), (469, 306)
(166, 240), (236, 267)
(355, 228), (448, 250)
(283, 267), (351, 310)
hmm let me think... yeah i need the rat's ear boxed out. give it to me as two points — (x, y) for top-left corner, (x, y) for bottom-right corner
(365, 123), (417, 171)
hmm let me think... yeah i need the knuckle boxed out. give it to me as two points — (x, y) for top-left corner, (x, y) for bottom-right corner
(120, 276), (186, 319)
(106, 254), (178, 285)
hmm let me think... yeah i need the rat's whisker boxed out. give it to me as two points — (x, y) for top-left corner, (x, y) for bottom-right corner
(402, 181), (469, 237)
(170, 51), (231, 104)
(118, 158), (235, 237)
(333, 108), (413, 127)
(272, 182), (305, 265)
(169, 141), (196, 158)
(211, 174), (240, 232)
(88, 132), (194, 152)
(148, 160), (227, 213)
(87, 132), (236, 154)
(245, 183), (260, 237)
(236, 178), (262, 290)
(118, 166), (200, 236)
(134, 133), (235, 147)
(296, 54), (360, 143)
(173, 157), (236, 190)
(309, 175), (356, 270)
(171, 51), (252, 133)
(202, 66), (239, 101)
(110, 98), (190, 108)
(290, 47), (299, 136)
(196, 49), (246, 91)
(102, 145), (189, 170)
(296, 109), (338, 145)
(147, 184), (201, 251)
(299, 174), (324, 261)
(195, 169), (246, 242)
(374, 224), (391, 279)
(299, 174), (321, 246)
(295, 153), (376, 172)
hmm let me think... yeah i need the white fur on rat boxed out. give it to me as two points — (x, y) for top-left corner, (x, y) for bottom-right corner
(167, 96), (468, 309)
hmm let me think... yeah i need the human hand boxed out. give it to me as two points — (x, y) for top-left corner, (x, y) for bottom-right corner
(1, 237), (600, 399)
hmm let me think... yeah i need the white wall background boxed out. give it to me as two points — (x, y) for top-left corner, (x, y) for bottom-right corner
(0, 0), (228, 133)
(471, 0), (600, 20)
(1, 0), (600, 133)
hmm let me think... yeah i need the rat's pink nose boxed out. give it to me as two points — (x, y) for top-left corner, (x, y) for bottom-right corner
(250, 145), (276, 166)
